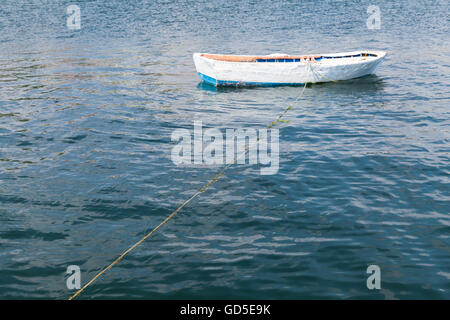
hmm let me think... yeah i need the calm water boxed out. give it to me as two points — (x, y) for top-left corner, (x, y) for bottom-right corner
(0, 0), (449, 299)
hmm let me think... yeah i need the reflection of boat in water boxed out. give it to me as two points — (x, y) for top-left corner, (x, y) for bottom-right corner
(193, 50), (386, 87)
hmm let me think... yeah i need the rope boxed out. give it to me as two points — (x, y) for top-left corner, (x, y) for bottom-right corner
(68, 82), (308, 300)
(306, 59), (338, 83)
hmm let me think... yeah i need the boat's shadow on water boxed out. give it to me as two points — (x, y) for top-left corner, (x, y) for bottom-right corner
(310, 74), (385, 95)
(197, 74), (385, 95)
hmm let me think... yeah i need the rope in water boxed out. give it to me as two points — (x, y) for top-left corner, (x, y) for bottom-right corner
(68, 82), (308, 300)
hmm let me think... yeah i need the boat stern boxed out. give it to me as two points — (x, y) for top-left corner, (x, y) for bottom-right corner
(193, 53), (218, 86)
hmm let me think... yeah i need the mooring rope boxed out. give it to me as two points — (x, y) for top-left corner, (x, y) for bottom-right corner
(68, 82), (308, 300)
(306, 59), (338, 83)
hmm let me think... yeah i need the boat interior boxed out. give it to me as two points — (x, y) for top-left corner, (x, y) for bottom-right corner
(201, 52), (378, 63)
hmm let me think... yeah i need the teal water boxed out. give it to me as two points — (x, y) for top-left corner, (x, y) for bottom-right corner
(0, 0), (449, 299)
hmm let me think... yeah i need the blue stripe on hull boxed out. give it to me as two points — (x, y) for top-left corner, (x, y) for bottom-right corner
(197, 72), (305, 87)
(198, 72), (218, 86)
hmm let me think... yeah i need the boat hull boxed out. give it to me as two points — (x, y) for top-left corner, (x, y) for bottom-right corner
(193, 51), (386, 86)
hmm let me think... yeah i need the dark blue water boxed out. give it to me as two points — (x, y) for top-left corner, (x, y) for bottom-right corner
(0, 0), (449, 299)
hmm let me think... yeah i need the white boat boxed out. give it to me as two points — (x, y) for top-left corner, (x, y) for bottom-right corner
(193, 50), (386, 86)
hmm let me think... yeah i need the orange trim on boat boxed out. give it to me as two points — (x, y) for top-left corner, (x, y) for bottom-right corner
(201, 53), (322, 62)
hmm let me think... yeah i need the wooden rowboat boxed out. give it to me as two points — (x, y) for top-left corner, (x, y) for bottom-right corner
(193, 50), (386, 86)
